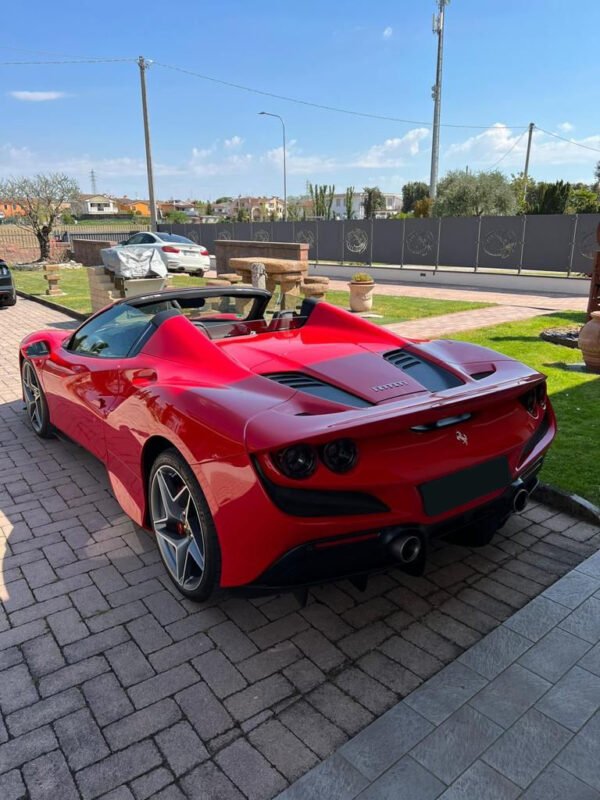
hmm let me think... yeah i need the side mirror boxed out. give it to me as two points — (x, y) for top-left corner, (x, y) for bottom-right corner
(26, 341), (50, 357)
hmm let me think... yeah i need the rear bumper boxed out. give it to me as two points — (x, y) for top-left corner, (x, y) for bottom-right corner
(0, 287), (16, 304)
(251, 467), (541, 589)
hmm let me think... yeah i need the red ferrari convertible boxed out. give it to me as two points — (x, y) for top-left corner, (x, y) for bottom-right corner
(20, 286), (555, 600)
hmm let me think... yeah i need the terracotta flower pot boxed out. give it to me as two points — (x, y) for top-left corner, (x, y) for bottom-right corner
(579, 312), (600, 373)
(349, 281), (375, 312)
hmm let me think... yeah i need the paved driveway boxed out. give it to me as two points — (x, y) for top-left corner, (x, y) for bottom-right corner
(1, 298), (598, 800)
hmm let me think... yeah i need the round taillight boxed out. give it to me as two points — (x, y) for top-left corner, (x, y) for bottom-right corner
(321, 438), (358, 473)
(275, 444), (317, 479)
(535, 383), (547, 409)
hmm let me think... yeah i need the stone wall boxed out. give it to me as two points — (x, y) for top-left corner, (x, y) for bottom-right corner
(87, 267), (122, 312)
(73, 239), (117, 267)
(214, 240), (309, 274)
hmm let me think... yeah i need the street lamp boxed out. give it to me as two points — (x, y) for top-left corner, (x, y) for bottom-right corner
(258, 111), (287, 221)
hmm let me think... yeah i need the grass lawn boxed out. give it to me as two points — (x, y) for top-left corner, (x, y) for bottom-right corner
(455, 312), (599, 506)
(12, 267), (492, 321)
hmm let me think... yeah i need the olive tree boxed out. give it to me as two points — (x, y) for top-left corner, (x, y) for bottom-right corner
(0, 173), (80, 261)
(433, 170), (516, 217)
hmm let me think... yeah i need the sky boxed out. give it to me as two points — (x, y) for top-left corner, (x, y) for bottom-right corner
(1, 0), (599, 201)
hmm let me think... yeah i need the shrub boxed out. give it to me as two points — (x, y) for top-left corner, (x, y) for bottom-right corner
(351, 271), (374, 283)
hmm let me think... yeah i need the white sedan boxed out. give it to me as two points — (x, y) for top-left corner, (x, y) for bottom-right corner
(118, 231), (210, 275)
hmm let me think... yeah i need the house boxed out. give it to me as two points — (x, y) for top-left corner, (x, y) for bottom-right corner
(232, 196), (285, 221)
(114, 198), (151, 217)
(331, 192), (403, 219)
(72, 194), (119, 216)
(0, 200), (26, 218)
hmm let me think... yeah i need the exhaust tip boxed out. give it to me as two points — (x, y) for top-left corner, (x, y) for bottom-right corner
(513, 488), (529, 514)
(390, 534), (422, 564)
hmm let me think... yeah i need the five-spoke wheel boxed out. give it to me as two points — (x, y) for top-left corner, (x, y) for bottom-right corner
(149, 449), (220, 600)
(21, 360), (51, 437)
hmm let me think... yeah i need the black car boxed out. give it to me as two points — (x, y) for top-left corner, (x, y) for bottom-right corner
(0, 260), (16, 307)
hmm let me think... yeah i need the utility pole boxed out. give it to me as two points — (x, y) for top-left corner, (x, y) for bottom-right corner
(137, 56), (158, 230)
(429, 0), (449, 200)
(90, 169), (97, 194)
(259, 112), (287, 221)
(522, 122), (535, 202)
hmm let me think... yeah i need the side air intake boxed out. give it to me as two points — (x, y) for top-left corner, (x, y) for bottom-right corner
(264, 372), (371, 408)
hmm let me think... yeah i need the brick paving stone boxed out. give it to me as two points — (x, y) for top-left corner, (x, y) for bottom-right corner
(0, 646), (22, 671)
(334, 667), (397, 716)
(192, 649), (247, 697)
(22, 633), (66, 677)
(559, 597), (600, 643)
(438, 760), (520, 800)
(149, 632), (212, 673)
(215, 738), (287, 800)
(260, 593), (302, 621)
(63, 625), (129, 664)
(279, 700), (347, 759)
(337, 621), (393, 659)
(358, 651), (422, 695)
(126, 614), (173, 654)
(35, 573), (93, 602)
(76, 740), (162, 800)
(521, 762), (600, 800)
(401, 621), (462, 662)
(220, 598), (269, 632)
(47, 607), (89, 645)
(7, 687), (84, 736)
(292, 628), (346, 672)
(149, 785), (186, 800)
(226, 673), (294, 722)
(0, 770), (26, 800)
(2, 578), (34, 613)
(142, 590), (187, 625)
(54, 707), (110, 770)
(0, 726), (58, 774)
(130, 766), (174, 799)
(208, 619), (259, 662)
(458, 626), (533, 680)
(128, 664), (198, 710)
(180, 761), (245, 800)
(155, 720), (209, 776)
(83, 672), (134, 726)
(106, 697), (180, 750)
(249, 719), (318, 782)
(381, 636), (443, 680)
(250, 613), (309, 650)
(106, 641), (155, 687)
(87, 600), (147, 633)
(165, 607), (226, 642)
(23, 750), (79, 800)
(299, 602), (353, 641)
(283, 657), (325, 694)
(107, 579), (164, 609)
(0, 663), (38, 714)
(307, 683), (373, 735)
(71, 584), (111, 617)
(535, 666), (600, 732)
(90, 565), (128, 594)
(21, 558), (57, 589)
(238, 641), (301, 682)
(9, 595), (70, 627)
(176, 683), (234, 741)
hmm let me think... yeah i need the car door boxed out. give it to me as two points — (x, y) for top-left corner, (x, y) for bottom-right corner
(42, 304), (154, 461)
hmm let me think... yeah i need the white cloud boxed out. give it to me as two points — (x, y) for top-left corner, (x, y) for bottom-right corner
(446, 123), (600, 169)
(382, 26), (393, 39)
(558, 121), (574, 133)
(224, 135), (244, 149)
(355, 129), (429, 167)
(9, 91), (66, 102)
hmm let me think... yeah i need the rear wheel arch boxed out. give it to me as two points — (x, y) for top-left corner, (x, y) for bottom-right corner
(141, 436), (179, 525)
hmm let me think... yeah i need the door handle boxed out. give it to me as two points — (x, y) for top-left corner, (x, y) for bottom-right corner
(126, 368), (157, 386)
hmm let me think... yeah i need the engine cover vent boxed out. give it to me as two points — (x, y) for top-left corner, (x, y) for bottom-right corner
(384, 349), (464, 391)
(264, 372), (371, 408)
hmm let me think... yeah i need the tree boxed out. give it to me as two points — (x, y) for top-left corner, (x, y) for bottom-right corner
(0, 173), (80, 260)
(433, 170), (516, 217)
(165, 210), (189, 224)
(567, 186), (599, 214)
(528, 180), (571, 215)
(402, 181), (429, 213)
(308, 183), (335, 219)
(413, 198), (434, 218)
(205, 201), (214, 216)
(215, 196), (233, 205)
(344, 186), (355, 219)
(510, 172), (538, 214)
(362, 186), (385, 219)
(594, 161), (600, 190)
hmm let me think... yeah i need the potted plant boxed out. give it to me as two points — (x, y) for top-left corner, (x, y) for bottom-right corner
(579, 312), (600, 373)
(349, 271), (375, 312)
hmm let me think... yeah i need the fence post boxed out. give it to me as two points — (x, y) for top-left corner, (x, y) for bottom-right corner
(518, 215), (527, 275)
(369, 218), (373, 267)
(341, 221), (345, 266)
(567, 215), (578, 278)
(474, 216), (482, 272)
(400, 219), (405, 269)
(434, 217), (442, 272)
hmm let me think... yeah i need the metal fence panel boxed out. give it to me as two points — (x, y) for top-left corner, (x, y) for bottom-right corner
(215, 223), (235, 240)
(477, 216), (524, 270)
(571, 214), (600, 275)
(294, 222), (319, 259)
(522, 214), (573, 272)
(371, 219), (403, 264)
(272, 222), (295, 244)
(343, 220), (372, 265)
(317, 221), (344, 262)
(403, 218), (440, 266)
(439, 217), (479, 267)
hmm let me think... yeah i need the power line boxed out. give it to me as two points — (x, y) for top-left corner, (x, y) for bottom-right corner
(489, 129), (527, 168)
(0, 57), (135, 65)
(152, 60), (527, 131)
(536, 127), (600, 154)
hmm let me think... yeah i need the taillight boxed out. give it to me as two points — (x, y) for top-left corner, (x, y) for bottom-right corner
(321, 439), (358, 473)
(274, 444), (317, 479)
(520, 382), (547, 418)
(200, 247), (208, 255)
(161, 245), (180, 253)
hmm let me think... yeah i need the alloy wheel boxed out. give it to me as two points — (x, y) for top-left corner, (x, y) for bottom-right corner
(150, 465), (206, 591)
(22, 362), (45, 434)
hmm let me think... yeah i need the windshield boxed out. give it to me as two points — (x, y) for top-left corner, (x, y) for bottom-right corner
(155, 233), (195, 244)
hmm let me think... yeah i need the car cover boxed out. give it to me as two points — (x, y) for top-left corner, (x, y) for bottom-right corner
(101, 246), (168, 278)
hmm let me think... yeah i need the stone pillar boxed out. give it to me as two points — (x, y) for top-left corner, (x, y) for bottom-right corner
(251, 262), (267, 290)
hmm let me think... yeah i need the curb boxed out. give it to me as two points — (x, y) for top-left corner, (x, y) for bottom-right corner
(534, 482), (600, 526)
(16, 291), (88, 321)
